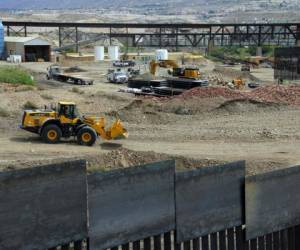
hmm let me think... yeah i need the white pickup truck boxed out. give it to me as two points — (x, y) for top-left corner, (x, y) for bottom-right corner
(107, 71), (129, 84)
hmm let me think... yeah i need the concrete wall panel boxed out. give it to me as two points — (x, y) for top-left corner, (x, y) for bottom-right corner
(0, 160), (87, 250)
(175, 161), (245, 242)
(88, 160), (175, 250)
(246, 165), (300, 240)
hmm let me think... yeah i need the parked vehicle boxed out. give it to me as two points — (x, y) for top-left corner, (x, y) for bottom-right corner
(107, 71), (129, 84)
(113, 60), (136, 67)
(248, 82), (260, 88)
(47, 65), (93, 85)
(127, 68), (140, 78)
(241, 64), (251, 72)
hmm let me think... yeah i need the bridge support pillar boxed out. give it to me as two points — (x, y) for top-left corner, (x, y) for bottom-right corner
(256, 47), (263, 57)
(207, 39), (214, 55)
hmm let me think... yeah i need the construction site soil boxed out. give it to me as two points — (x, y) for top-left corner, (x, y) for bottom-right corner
(0, 61), (299, 176)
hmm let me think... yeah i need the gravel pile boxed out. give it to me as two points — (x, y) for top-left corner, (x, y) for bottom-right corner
(249, 85), (300, 105)
(175, 85), (300, 106)
(178, 86), (245, 99)
(87, 148), (225, 172)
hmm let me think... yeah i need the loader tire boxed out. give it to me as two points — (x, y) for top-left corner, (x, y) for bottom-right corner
(77, 127), (97, 146)
(41, 124), (62, 144)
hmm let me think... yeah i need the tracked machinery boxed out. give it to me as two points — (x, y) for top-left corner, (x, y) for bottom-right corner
(149, 59), (200, 78)
(20, 101), (128, 146)
(149, 60), (208, 90)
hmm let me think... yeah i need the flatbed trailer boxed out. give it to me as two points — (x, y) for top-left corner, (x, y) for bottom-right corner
(47, 65), (94, 85)
(50, 73), (94, 85)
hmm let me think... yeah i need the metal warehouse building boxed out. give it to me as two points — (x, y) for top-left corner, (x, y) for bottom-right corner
(4, 36), (51, 62)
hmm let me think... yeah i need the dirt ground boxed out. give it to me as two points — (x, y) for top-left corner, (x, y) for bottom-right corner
(0, 59), (299, 176)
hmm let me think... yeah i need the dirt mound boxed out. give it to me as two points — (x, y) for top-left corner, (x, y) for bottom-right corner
(64, 66), (87, 73)
(216, 99), (282, 113)
(110, 99), (171, 124)
(122, 99), (144, 110)
(178, 86), (246, 99)
(87, 148), (225, 172)
(247, 85), (300, 105)
(174, 85), (300, 106)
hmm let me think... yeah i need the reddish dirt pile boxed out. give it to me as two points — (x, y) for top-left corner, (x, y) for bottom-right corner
(249, 85), (300, 105)
(175, 85), (300, 106)
(179, 86), (245, 99)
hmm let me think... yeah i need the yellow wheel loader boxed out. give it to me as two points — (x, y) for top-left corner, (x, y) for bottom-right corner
(20, 101), (128, 146)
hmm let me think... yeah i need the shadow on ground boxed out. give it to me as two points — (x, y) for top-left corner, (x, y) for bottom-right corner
(9, 136), (78, 145)
(100, 142), (123, 150)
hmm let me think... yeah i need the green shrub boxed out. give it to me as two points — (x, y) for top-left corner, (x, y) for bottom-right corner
(208, 45), (277, 61)
(0, 66), (35, 85)
(23, 101), (38, 110)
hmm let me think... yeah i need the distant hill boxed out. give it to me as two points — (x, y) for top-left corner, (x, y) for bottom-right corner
(0, 0), (298, 12)
(0, 0), (186, 9)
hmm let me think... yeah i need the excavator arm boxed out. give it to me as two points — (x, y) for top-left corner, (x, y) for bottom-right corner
(149, 60), (179, 75)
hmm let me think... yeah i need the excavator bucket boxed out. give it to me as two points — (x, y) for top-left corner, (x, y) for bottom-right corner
(107, 119), (128, 140)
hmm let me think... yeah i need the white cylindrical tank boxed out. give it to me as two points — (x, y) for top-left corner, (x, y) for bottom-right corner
(108, 46), (119, 61)
(156, 49), (168, 60)
(10, 55), (22, 63)
(95, 46), (105, 61)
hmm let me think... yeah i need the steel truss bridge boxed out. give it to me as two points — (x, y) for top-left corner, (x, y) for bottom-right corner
(3, 21), (300, 51)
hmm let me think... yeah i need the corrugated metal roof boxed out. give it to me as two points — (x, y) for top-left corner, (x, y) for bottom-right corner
(4, 36), (50, 46)
(5, 36), (36, 43)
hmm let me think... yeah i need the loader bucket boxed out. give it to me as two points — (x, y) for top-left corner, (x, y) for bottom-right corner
(108, 119), (128, 140)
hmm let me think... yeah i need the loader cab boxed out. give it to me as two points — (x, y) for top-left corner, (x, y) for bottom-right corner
(58, 102), (79, 119)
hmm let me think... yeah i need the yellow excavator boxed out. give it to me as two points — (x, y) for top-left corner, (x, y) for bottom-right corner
(232, 77), (245, 89)
(20, 101), (128, 146)
(149, 59), (200, 79)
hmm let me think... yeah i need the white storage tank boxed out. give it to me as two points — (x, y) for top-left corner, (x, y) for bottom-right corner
(0, 21), (4, 58)
(10, 55), (22, 63)
(156, 49), (168, 60)
(108, 46), (119, 61)
(94, 46), (104, 61)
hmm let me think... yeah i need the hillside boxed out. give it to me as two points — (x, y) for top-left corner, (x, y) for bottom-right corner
(1, 0), (182, 9)
(0, 0), (299, 11)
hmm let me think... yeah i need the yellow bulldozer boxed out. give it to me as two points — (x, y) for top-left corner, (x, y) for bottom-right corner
(20, 101), (128, 146)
